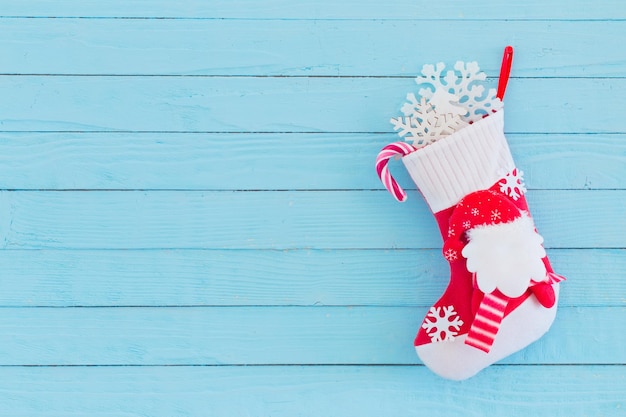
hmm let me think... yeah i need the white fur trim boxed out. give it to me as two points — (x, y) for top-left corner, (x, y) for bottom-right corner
(462, 214), (547, 298)
(402, 111), (515, 212)
(416, 284), (560, 381)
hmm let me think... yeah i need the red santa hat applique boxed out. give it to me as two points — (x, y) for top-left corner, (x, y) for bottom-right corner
(443, 190), (547, 298)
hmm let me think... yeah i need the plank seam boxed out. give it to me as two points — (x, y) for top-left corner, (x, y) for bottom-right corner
(0, 363), (622, 367)
(2, 74), (626, 79)
(2, 16), (626, 22)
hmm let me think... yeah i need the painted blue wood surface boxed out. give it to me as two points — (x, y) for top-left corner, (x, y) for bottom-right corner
(0, 307), (622, 365)
(0, 249), (621, 307)
(2, 19), (625, 77)
(0, 133), (623, 190)
(0, 366), (622, 417)
(0, 77), (623, 132)
(1, 0), (624, 19)
(0, 1), (624, 416)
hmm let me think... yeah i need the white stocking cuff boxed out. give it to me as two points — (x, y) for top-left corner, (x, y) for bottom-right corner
(402, 111), (515, 213)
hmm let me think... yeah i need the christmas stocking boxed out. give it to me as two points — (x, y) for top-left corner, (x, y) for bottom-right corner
(376, 47), (564, 380)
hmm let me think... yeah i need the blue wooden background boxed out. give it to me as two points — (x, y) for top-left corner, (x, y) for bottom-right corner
(0, 1), (625, 416)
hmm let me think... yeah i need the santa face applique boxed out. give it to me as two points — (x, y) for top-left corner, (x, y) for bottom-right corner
(445, 190), (548, 299)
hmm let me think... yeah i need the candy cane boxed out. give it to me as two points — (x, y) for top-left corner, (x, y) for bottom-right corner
(376, 142), (416, 202)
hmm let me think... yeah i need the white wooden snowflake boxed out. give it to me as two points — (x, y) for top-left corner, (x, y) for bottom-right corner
(415, 61), (503, 123)
(390, 94), (467, 148)
(499, 168), (527, 200)
(422, 305), (464, 342)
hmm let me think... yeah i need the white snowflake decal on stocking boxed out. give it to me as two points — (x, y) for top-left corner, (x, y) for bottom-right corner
(390, 94), (467, 148)
(422, 305), (464, 342)
(444, 248), (458, 262)
(415, 61), (503, 123)
(499, 168), (527, 200)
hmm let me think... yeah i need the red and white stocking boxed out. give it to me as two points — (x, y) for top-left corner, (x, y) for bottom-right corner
(376, 48), (564, 380)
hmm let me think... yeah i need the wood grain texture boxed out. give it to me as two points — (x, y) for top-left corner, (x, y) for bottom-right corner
(1, 0), (624, 19)
(0, 249), (620, 307)
(0, 77), (624, 133)
(0, 366), (622, 417)
(0, 190), (622, 249)
(0, 133), (623, 190)
(2, 19), (625, 77)
(0, 1), (624, 414)
(0, 306), (621, 365)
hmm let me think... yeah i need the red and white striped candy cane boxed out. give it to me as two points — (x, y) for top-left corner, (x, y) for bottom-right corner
(376, 142), (416, 202)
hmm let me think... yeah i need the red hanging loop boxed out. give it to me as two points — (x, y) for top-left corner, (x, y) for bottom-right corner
(496, 46), (514, 101)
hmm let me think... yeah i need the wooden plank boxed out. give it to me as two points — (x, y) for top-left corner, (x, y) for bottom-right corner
(0, 190), (622, 249)
(2, 19), (625, 77)
(0, 366), (626, 417)
(0, 249), (620, 307)
(0, 77), (624, 133)
(0, 0), (624, 19)
(0, 365), (623, 417)
(0, 306), (621, 365)
(0, 133), (623, 190)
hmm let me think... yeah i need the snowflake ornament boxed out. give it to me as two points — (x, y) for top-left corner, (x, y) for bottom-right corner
(390, 94), (467, 148)
(499, 169), (527, 200)
(422, 305), (464, 342)
(415, 61), (503, 123)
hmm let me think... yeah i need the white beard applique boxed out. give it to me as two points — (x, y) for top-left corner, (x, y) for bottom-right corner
(462, 213), (547, 298)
